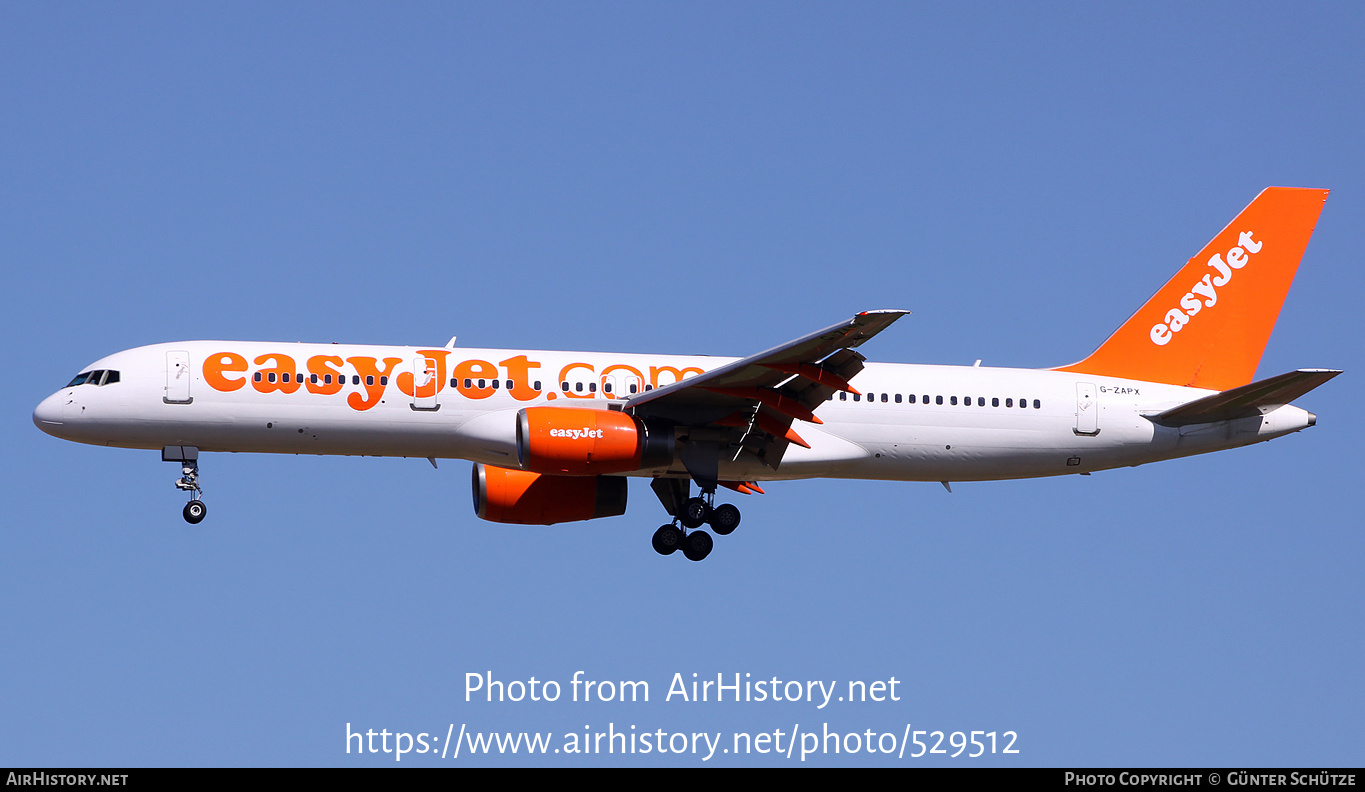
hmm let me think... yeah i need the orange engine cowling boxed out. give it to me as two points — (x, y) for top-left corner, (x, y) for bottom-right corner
(516, 406), (673, 476)
(472, 463), (628, 525)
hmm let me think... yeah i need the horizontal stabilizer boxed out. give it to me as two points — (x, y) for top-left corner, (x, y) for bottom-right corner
(1150, 369), (1341, 426)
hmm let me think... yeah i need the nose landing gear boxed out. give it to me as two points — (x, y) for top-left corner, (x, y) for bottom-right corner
(164, 446), (206, 525)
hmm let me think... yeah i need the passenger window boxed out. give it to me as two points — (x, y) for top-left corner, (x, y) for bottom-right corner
(253, 372), (262, 383)
(491, 379), (499, 389)
(853, 393), (861, 402)
(366, 376), (375, 386)
(992, 397), (999, 407)
(380, 376), (388, 386)
(449, 378), (457, 388)
(589, 383), (597, 393)
(881, 393), (888, 403)
(978, 397), (985, 407)
(477, 379), (486, 388)
(629, 384), (637, 394)
(908, 394), (916, 404)
(534, 381), (542, 391)
(936, 395), (943, 405)
(1033, 399), (1041, 409)
(839, 392), (847, 401)
(950, 396), (958, 405)
(561, 381), (569, 391)
(1006, 398), (1013, 407)
(353, 376), (361, 385)
(895, 394), (902, 403)
(575, 382), (583, 392)
(268, 373), (277, 383)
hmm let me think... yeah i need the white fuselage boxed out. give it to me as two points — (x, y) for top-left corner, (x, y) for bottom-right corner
(32, 340), (1315, 483)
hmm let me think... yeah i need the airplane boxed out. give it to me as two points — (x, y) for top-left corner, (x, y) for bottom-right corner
(33, 187), (1339, 561)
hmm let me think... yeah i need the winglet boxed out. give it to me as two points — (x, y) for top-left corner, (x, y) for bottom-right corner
(1056, 188), (1329, 391)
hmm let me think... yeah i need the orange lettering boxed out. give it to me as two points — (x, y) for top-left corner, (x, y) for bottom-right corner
(650, 365), (704, 389)
(500, 355), (542, 401)
(397, 350), (451, 398)
(601, 364), (645, 400)
(203, 352), (247, 392)
(253, 354), (301, 394)
(559, 362), (596, 399)
(345, 356), (402, 411)
(452, 359), (499, 400)
(305, 355), (345, 395)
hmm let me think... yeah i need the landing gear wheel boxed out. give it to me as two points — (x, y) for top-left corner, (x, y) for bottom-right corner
(709, 503), (741, 535)
(183, 500), (207, 524)
(680, 497), (711, 529)
(682, 530), (713, 562)
(652, 524), (681, 556)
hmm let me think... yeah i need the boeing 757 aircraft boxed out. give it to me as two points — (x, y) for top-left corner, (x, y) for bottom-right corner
(34, 188), (1338, 561)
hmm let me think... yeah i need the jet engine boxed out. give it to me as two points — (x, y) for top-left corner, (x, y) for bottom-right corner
(516, 406), (673, 476)
(472, 463), (628, 525)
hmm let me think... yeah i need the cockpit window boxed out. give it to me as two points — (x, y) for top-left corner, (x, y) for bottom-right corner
(65, 370), (120, 387)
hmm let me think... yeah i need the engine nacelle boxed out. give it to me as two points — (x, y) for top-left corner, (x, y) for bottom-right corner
(516, 406), (673, 476)
(472, 463), (628, 525)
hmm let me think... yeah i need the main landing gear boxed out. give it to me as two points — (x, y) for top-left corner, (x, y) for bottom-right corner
(165, 446), (207, 524)
(649, 483), (742, 562)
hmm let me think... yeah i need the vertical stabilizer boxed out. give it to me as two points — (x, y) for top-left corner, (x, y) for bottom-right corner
(1056, 188), (1328, 391)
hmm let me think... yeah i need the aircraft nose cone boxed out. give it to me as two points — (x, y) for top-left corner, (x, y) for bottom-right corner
(33, 393), (65, 435)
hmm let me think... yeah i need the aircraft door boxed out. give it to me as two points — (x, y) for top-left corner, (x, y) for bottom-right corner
(165, 351), (192, 404)
(412, 355), (439, 411)
(1075, 382), (1098, 435)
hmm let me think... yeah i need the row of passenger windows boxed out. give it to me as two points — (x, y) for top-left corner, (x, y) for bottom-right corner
(234, 372), (1041, 410)
(248, 372), (640, 395)
(66, 370), (121, 387)
(254, 372), (390, 386)
(556, 380), (650, 394)
(831, 391), (1042, 409)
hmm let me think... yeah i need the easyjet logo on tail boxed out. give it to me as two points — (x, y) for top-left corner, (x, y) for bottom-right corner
(1054, 187), (1327, 391)
(1150, 231), (1262, 346)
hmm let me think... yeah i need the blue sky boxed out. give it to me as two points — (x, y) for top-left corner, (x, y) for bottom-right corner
(2, 3), (1362, 767)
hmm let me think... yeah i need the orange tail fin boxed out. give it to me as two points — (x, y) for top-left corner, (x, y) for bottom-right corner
(1055, 187), (1329, 391)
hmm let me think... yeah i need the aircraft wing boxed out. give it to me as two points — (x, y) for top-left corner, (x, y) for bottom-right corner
(624, 310), (909, 468)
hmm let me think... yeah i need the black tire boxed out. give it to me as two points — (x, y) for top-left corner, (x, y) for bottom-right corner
(680, 497), (710, 529)
(682, 530), (713, 561)
(652, 525), (681, 556)
(710, 503), (741, 535)
(183, 500), (207, 525)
